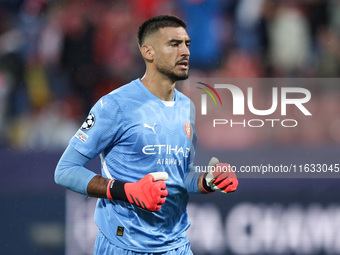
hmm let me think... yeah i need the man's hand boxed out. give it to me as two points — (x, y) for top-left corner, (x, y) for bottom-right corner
(107, 172), (168, 212)
(125, 172), (168, 211)
(202, 157), (238, 193)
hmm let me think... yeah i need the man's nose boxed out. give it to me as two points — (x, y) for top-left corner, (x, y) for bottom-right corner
(180, 44), (190, 57)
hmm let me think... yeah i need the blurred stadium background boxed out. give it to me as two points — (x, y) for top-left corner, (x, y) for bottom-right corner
(1, 0), (340, 254)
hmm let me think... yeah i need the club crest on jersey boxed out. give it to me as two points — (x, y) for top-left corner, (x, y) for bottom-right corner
(81, 113), (95, 130)
(184, 121), (191, 139)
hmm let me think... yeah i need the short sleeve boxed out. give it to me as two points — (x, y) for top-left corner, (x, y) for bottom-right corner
(70, 96), (124, 159)
(184, 100), (200, 193)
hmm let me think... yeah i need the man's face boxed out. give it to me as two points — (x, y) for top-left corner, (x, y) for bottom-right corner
(152, 27), (191, 81)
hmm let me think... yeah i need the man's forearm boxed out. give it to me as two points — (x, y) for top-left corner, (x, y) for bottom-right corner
(87, 175), (110, 198)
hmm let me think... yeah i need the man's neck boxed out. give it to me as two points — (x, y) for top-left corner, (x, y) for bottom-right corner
(141, 72), (176, 101)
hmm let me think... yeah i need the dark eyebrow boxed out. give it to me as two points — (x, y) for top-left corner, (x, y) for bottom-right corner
(169, 39), (191, 44)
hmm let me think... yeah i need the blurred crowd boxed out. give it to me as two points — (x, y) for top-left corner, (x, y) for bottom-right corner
(0, 0), (340, 150)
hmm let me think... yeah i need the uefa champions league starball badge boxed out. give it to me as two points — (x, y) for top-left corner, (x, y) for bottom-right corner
(81, 113), (95, 130)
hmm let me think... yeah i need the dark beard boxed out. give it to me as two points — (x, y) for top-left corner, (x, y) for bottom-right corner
(156, 64), (189, 82)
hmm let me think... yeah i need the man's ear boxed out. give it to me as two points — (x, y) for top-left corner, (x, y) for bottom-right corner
(141, 45), (154, 62)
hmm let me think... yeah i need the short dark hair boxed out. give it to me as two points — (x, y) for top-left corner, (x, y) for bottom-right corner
(137, 15), (187, 47)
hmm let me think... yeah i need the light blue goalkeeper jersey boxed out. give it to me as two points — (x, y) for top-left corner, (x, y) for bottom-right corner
(69, 78), (198, 252)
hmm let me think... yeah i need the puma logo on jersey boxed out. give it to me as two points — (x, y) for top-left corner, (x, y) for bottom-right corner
(143, 123), (156, 134)
(100, 99), (107, 109)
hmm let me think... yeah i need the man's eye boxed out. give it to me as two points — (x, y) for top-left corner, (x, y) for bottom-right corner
(171, 44), (178, 47)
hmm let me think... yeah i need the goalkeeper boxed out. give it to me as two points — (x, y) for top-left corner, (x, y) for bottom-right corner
(55, 15), (238, 255)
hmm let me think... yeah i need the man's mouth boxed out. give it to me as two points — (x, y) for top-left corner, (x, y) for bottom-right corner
(176, 60), (189, 70)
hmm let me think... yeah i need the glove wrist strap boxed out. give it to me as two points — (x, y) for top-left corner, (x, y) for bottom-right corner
(107, 179), (129, 202)
(202, 172), (215, 193)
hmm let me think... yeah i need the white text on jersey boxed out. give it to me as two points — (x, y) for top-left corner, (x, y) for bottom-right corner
(142, 145), (190, 157)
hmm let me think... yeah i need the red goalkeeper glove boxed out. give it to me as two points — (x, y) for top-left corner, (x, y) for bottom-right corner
(202, 157), (238, 193)
(107, 172), (168, 212)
